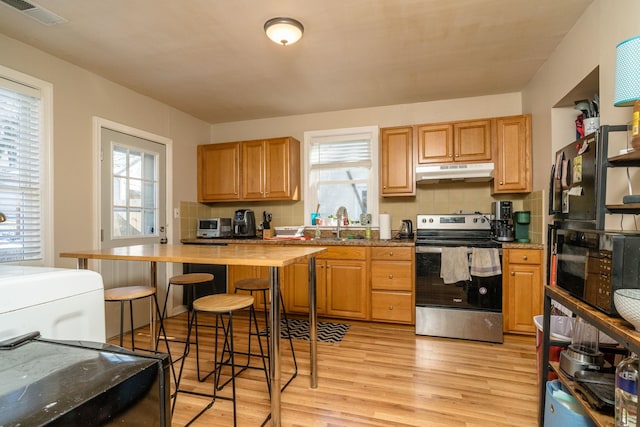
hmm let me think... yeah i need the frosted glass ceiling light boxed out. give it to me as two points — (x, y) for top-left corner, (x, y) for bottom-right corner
(264, 17), (304, 46)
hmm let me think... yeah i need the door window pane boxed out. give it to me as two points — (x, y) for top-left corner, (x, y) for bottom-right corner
(111, 144), (158, 239)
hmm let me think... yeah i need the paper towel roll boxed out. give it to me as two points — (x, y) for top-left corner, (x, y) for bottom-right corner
(379, 214), (391, 240)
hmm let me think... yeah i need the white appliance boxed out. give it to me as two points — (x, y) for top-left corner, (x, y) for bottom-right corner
(0, 266), (105, 342)
(416, 162), (494, 183)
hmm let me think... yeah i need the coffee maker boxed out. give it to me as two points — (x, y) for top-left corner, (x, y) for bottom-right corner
(491, 201), (514, 242)
(233, 209), (256, 238)
(514, 211), (531, 243)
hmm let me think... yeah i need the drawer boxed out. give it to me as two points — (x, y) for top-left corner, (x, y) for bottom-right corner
(371, 261), (412, 291)
(371, 291), (413, 323)
(317, 246), (367, 260)
(371, 246), (413, 261)
(507, 249), (542, 265)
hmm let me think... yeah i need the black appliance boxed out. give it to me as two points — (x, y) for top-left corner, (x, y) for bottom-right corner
(233, 209), (256, 237)
(554, 228), (640, 315)
(414, 213), (503, 343)
(0, 332), (171, 426)
(491, 201), (514, 242)
(182, 262), (227, 310)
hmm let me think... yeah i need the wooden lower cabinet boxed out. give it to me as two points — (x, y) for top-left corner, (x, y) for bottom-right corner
(325, 258), (368, 319)
(228, 244), (415, 325)
(285, 247), (368, 321)
(370, 247), (414, 324)
(503, 248), (543, 334)
(287, 260), (327, 315)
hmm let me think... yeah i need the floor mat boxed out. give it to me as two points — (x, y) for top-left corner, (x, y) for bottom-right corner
(282, 318), (350, 343)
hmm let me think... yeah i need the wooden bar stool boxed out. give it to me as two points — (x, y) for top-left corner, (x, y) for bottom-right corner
(104, 285), (168, 352)
(174, 293), (266, 426)
(158, 272), (214, 389)
(233, 277), (298, 392)
(158, 273), (214, 355)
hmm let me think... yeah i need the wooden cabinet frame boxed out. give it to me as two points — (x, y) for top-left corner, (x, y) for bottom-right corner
(198, 136), (300, 202)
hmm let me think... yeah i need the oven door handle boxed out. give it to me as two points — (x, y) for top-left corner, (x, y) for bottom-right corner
(416, 246), (502, 255)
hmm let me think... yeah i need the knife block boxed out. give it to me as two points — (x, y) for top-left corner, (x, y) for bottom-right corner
(263, 229), (274, 239)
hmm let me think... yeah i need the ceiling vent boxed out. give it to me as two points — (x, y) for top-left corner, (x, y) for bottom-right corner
(0, 0), (67, 25)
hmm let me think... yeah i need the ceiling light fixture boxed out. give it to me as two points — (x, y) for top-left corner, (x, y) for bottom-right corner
(264, 17), (304, 46)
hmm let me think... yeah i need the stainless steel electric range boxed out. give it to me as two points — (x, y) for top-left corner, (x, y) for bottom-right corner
(415, 213), (503, 343)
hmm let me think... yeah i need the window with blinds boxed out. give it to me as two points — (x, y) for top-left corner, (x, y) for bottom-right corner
(304, 126), (379, 226)
(0, 74), (47, 263)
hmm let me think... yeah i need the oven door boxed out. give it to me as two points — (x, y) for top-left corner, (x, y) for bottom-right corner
(415, 245), (504, 343)
(415, 246), (502, 312)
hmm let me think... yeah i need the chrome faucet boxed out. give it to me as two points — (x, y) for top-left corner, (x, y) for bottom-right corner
(335, 206), (348, 239)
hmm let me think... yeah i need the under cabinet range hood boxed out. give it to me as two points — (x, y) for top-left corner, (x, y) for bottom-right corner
(416, 162), (495, 183)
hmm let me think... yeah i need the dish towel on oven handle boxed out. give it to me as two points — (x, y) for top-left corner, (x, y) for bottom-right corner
(440, 247), (471, 284)
(470, 248), (501, 277)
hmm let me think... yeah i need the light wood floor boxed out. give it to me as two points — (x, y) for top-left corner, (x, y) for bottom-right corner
(113, 312), (539, 426)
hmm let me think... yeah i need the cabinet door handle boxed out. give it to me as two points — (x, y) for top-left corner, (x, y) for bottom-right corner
(511, 272), (515, 276)
(499, 181), (504, 185)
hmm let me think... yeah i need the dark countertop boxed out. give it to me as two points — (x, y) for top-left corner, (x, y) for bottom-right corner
(502, 242), (545, 250)
(180, 237), (415, 247)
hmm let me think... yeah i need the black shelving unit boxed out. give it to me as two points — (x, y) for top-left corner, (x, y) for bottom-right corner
(597, 124), (639, 225)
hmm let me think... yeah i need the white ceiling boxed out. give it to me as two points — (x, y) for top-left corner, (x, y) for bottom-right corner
(0, 0), (593, 124)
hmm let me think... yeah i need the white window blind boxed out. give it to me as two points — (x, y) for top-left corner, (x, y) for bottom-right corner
(0, 77), (43, 263)
(309, 136), (372, 169)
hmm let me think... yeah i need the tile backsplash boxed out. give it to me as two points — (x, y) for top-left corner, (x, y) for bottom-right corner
(180, 183), (544, 244)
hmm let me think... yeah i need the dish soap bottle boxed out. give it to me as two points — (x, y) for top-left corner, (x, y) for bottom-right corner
(616, 352), (639, 427)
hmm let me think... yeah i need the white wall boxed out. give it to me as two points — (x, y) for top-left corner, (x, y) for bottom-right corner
(0, 34), (211, 268)
(522, 0), (640, 231)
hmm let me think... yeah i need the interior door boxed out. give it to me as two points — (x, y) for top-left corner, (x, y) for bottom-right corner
(100, 127), (167, 340)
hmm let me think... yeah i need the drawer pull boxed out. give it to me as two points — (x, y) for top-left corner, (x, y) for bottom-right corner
(389, 251), (394, 256)
(388, 305), (394, 310)
(511, 272), (515, 276)
(523, 255), (528, 260)
(388, 274), (394, 279)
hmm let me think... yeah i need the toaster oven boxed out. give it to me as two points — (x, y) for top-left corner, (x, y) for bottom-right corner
(197, 218), (232, 238)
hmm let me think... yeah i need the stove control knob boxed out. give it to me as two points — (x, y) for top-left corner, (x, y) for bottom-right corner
(473, 218), (478, 223)
(428, 218), (434, 223)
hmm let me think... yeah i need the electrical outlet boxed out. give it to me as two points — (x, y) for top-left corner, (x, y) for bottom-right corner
(173, 208), (180, 219)
(360, 213), (372, 225)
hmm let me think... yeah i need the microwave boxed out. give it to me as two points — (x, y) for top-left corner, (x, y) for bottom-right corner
(554, 228), (640, 315)
(197, 217), (232, 238)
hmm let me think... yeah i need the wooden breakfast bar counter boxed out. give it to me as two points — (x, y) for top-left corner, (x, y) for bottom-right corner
(60, 243), (327, 426)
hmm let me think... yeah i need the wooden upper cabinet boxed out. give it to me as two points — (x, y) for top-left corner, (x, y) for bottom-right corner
(454, 120), (492, 162)
(416, 119), (491, 164)
(380, 127), (415, 196)
(492, 115), (532, 194)
(198, 136), (300, 203)
(197, 142), (241, 202)
(241, 140), (266, 200)
(242, 137), (300, 201)
(416, 123), (453, 164)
